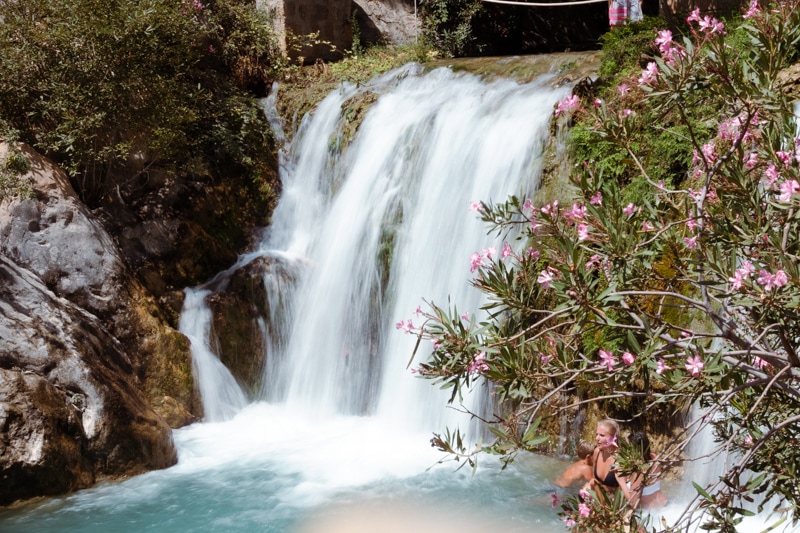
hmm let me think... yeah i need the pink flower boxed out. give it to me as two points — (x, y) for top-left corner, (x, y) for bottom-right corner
(638, 62), (659, 86)
(702, 143), (717, 163)
(555, 94), (580, 116)
(776, 150), (791, 167)
(757, 269), (777, 290)
(621, 109), (633, 117)
(753, 356), (770, 369)
(656, 358), (669, 374)
(578, 503), (591, 518)
(616, 84), (630, 96)
(685, 355), (704, 377)
(551, 492), (559, 508)
(468, 352), (489, 374)
(540, 201), (559, 215)
(743, 0), (759, 18)
(526, 247), (540, 260)
(461, 311), (470, 321)
(744, 152), (758, 168)
(699, 15), (725, 33)
(577, 224), (589, 241)
(537, 270), (555, 289)
(414, 306), (422, 316)
(686, 218), (698, 231)
(622, 351), (635, 366)
(744, 434), (754, 447)
(590, 191), (603, 205)
(683, 236), (698, 249)
(593, 98), (602, 108)
(395, 319), (414, 333)
(564, 518), (576, 527)
(765, 163), (780, 185)
(540, 352), (553, 365)
(501, 242), (513, 259)
(470, 252), (484, 273)
(585, 254), (601, 271)
(623, 203), (637, 217)
(687, 8), (701, 23)
(655, 29), (673, 52)
(728, 270), (745, 290)
(599, 349), (616, 371)
(565, 203), (587, 222)
(579, 489), (591, 501)
(779, 179), (800, 202)
(469, 201), (483, 212)
(482, 247), (496, 260)
(523, 198), (533, 212)
(773, 270), (788, 288)
(642, 221), (654, 231)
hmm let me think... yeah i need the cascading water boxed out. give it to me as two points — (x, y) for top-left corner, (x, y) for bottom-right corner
(188, 61), (570, 434)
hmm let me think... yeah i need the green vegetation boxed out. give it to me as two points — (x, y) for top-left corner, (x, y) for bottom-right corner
(0, 137), (33, 201)
(0, 0), (283, 206)
(409, 1), (800, 531)
(419, 0), (485, 57)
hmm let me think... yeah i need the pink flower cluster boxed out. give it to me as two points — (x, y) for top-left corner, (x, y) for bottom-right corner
(728, 261), (790, 292)
(555, 94), (580, 117)
(468, 352), (489, 374)
(757, 269), (788, 291)
(537, 267), (560, 289)
(654, 29), (684, 64)
(687, 8), (725, 34)
(395, 319), (415, 333)
(597, 349), (636, 371)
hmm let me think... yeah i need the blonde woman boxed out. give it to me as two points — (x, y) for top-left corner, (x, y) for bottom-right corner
(591, 419), (635, 502)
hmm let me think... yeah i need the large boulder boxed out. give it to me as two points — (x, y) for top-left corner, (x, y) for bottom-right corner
(0, 143), (185, 505)
(352, 0), (420, 47)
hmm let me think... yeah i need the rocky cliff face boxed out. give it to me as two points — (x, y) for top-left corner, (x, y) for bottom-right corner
(0, 143), (190, 505)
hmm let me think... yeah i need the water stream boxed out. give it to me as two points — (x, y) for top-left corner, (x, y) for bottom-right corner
(0, 59), (786, 532)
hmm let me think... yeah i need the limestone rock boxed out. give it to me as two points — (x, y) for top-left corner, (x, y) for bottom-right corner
(0, 142), (183, 505)
(0, 256), (178, 505)
(0, 369), (94, 505)
(0, 143), (124, 316)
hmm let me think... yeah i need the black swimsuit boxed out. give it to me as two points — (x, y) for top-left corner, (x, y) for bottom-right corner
(593, 453), (620, 488)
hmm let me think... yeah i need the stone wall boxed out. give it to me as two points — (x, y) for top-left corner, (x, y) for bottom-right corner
(260, 0), (352, 63)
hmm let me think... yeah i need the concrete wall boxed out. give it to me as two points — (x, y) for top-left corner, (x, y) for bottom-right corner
(260, 0), (352, 63)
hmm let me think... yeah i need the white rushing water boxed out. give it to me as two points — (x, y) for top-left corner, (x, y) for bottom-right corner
(185, 61), (568, 434)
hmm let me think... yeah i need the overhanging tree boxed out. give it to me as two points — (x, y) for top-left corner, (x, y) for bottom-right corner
(404, 1), (800, 531)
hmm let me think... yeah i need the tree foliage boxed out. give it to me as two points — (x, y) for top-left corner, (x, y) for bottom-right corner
(407, 1), (800, 531)
(0, 0), (283, 205)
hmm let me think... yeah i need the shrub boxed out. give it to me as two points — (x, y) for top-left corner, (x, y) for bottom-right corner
(0, 0), (282, 205)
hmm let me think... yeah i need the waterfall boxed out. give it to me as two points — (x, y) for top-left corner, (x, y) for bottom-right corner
(179, 62), (572, 438)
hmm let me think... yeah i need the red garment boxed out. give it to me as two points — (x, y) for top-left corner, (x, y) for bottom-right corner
(609, 0), (627, 26)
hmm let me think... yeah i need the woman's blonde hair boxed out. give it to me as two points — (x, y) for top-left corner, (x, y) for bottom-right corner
(598, 418), (620, 438)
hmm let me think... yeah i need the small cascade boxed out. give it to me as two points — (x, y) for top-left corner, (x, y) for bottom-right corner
(179, 287), (248, 422)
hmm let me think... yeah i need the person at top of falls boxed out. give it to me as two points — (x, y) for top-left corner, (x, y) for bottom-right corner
(609, 0), (643, 27)
(626, 431), (668, 510)
(554, 440), (595, 489)
(590, 419), (635, 502)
